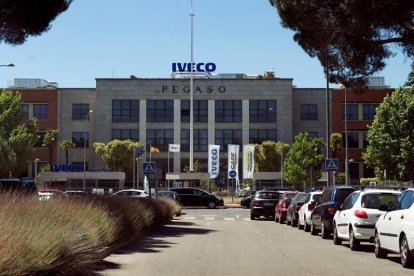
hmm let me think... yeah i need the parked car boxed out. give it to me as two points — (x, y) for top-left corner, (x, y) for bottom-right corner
(111, 189), (149, 198)
(64, 190), (87, 197)
(332, 189), (400, 251)
(310, 186), (357, 238)
(250, 190), (279, 220)
(169, 187), (223, 208)
(286, 192), (309, 227)
(38, 188), (65, 196)
(38, 192), (55, 201)
(240, 194), (254, 208)
(156, 190), (180, 203)
(298, 191), (323, 231)
(275, 191), (297, 224)
(375, 188), (414, 268)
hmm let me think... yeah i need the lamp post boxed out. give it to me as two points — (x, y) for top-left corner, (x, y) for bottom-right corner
(344, 86), (349, 186)
(83, 110), (93, 192)
(269, 107), (283, 188)
(34, 158), (40, 185)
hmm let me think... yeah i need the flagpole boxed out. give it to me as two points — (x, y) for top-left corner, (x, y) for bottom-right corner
(168, 146), (170, 189)
(150, 144), (152, 162)
(189, 2), (194, 172)
(133, 146), (136, 189)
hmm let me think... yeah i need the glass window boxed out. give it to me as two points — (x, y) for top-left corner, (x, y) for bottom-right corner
(342, 103), (358, 120)
(300, 104), (317, 120)
(308, 132), (318, 138)
(249, 129), (277, 144)
(215, 100), (242, 122)
(344, 132), (359, 148)
(19, 104), (29, 120)
(147, 100), (173, 122)
(362, 132), (368, 148)
(362, 193), (398, 209)
(363, 104), (379, 120)
(335, 189), (355, 203)
(112, 100), (139, 122)
(146, 129), (173, 151)
(72, 132), (89, 148)
(181, 100), (208, 122)
(341, 192), (356, 210)
(215, 129), (242, 151)
(181, 129), (208, 152)
(399, 190), (414, 210)
(249, 100), (277, 122)
(72, 104), (90, 120)
(33, 104), (48, 120)
(112, 129), (139, 141)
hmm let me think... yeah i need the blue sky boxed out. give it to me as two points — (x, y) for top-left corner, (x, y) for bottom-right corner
(0, 0), (411, 88)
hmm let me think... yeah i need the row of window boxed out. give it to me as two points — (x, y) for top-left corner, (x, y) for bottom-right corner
(342, 103), (379, 121)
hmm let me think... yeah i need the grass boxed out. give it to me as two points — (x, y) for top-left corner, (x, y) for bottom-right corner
(0, 194), (181, 275)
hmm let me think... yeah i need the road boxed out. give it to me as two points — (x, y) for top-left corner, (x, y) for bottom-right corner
(97, 207), (413, 276)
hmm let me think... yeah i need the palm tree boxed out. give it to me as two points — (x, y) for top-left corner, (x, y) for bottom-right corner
(60, 138), (75, 164)
(43, 129), (59, 166)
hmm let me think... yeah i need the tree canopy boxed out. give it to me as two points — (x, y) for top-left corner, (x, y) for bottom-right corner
(0, 0), (72, 45)
(363, 86), (414, 181)
(270, 0), (414, 85)
(254, 140), (289, 172)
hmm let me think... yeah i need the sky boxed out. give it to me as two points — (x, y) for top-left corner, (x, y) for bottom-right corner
(0, 0), (411, 88)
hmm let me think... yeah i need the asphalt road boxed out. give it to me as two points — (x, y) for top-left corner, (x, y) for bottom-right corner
(97, 207), (413, 276)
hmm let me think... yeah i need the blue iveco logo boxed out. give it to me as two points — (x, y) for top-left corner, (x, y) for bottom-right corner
(172, 62), (216, 73)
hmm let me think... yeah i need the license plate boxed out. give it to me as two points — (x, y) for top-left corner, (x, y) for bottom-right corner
(264, 203), (273, 206)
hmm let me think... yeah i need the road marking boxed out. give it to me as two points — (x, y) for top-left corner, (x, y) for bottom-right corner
(205, 217), (215, 221)
(183, 216), (195, 220)
(224, 218), (235, 221)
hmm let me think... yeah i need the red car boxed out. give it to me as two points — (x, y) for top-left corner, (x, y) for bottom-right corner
(275, 191), (297, 224)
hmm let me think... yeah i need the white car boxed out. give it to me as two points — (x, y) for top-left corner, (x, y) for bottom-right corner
(375, 188), (414, 268)
(332, 188), (400, 251)
(111, 189), (149, 198)
(298, 191), (322, 231)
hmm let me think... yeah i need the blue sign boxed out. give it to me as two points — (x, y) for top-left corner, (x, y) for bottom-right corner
(229, 170), (237, 178)
(135, 147), (145, 156)
(325, 159), (339, 172)
(172, 62), (216, 73)
(143, 162), (156, 175)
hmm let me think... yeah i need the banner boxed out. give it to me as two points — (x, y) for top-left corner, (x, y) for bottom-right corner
(227, 144), (240, 179)
(169, 144), (180, 152)
(243, 145), (255, 179)
(208, 145), (220, 179)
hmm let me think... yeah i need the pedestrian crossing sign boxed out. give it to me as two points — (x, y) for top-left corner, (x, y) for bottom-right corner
(325, 159), (339, 172)
(142, 162), (156, 175)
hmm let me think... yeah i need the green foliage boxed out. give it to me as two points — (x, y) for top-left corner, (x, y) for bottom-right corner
(405, 62), (414, 87)
(363, 87), (414, 181)
(200, 180), (217, 193)
(282, 133), (324, 190)
(330, 132), (342, 158)
(335, 172), (346, 185)
(360, 178), (380, 186)
(183, 160), (200, 172)
(0, 1), (72, 45)
(59, 138), (75, 164)
(270, 1), (414, 87)
(255, 141), (288, 172)
(94, 139), (144, 172)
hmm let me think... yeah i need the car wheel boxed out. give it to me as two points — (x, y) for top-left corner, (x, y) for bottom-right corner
(333, 224), (342, 245)
(250, 213), (255, 220)
(304, 216), (310, 232)
(310, 221), (318, 236)
(298, 221), (303, 230)
(208, 201), (216, 209)
(400, 235), (414, 268)
(291, 218), (297, 227)
(374, 231), (387, 259)
(275, 213), (279, 223)
(279, 215), (284, 224)
(321, 221), (330, 239)
(349, 226), (360, 251)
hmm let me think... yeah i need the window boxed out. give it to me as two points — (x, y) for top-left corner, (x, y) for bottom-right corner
(342, 103), (358, 120)
(181, 129), (208, 152)
(146, 129), (173, 151)
(147, 100), (173, 122)
(344, 132), (359, 148)
(362, 132), (368, 148)
(112, 100), (139, 122)
(33, 104), (48, 120)
(307, 132), (318, 138)
(181, 100), (208, 122)
(112, 129), (139, 141)
(215, 129), (242, 151)
(249, 129), (277, 144)
(19, 104), (29, 120)
(72, 132), (89, 148)
(72, 104), (90, 120)
(34, 132), (46, 147)
(215, 100), (242, 122)
(363, 104), (379, 120)
(249, 100), (277, 122)
(399, 191), (414, 210)
(300, 104), (317, 120)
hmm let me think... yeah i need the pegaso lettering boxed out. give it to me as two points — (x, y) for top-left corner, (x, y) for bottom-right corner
(172, 62), (216, 73)
(161, 85), (226, 94)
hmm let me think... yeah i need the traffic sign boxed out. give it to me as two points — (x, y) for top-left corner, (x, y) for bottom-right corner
(229, 170), (237, 178)
(325, 159), (339, 172)
(142, 162), (156, 175)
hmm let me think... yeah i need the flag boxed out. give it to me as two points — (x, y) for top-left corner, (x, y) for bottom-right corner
(208, 145), (220, 178)
(243, 145), (255, 179)
(228, 144), (240, 179)
(150, 145), (160, 153)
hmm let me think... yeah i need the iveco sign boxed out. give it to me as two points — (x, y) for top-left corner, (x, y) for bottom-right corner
(172, 62), (216, 73)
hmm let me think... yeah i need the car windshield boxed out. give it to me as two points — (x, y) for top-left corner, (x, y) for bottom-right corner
(257, 192), (278, 199)
(335, 189), (355, 203)
(313, 194), (322, 203)
(361, 193), (398, 209)
(295, 193), (309, 203)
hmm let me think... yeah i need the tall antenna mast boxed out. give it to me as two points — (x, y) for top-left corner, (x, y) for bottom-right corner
(189, 0), (194, 172)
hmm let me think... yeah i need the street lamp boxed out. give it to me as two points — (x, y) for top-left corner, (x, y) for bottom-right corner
(83, 110), (93, 192)
(34, 158), (40, 186)
(0, 63), (14, 67)
(344, 86), (349, 186)
(269, 107), (283, 188)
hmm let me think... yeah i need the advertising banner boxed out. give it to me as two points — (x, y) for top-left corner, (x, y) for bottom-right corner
(227, 144), (240, 179)
(208, 145), (220, 179)
(169, 144), (180, 152)
(243, 145), (255, 179)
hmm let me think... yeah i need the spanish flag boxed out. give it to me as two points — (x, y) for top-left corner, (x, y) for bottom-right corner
(150, 145), (160, 153)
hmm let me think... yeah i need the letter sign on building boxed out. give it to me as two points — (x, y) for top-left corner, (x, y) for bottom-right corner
(172, 62), (216, 73)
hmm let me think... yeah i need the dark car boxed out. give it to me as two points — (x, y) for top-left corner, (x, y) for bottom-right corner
(250, 190), (279, 220)
(240, 194), (254, 208)
(156, 191), (181, 203)
(169, 187), (223, 209)
(275, 191), (297, 223)
(286, 192), (310, 227)
(310, 186), (357, 238)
